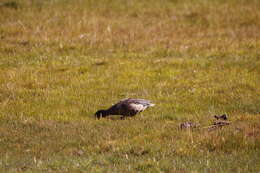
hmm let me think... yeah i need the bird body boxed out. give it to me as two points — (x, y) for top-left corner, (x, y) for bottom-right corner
(95, 98), (155, 119)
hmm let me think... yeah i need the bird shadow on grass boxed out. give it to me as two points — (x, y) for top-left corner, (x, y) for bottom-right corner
(104, 116), (125, 121)
(93, 61), (107, 66)
(0, 1), (20, 9)
(79, 111), (124, 121)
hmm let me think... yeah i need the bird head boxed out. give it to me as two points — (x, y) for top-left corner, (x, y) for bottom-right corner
(95, 110), (107, 119)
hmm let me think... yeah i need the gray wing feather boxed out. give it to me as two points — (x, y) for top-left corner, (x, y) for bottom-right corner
(107, 98), (155, 116)
(126, 98), (155, 107)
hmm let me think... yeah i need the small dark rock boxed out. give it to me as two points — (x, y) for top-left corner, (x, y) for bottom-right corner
(207, 120), (231, 131)
(74, 150), (84, 156)
(213, 120), (230, 126)
(214, 114), (228, 120)
(180, 122), (199, 129)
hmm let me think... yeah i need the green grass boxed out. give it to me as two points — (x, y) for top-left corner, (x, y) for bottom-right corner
(0, 0), (260, 172)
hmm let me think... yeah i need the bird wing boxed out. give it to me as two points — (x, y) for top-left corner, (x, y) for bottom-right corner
(106, 99), (131, 115)
(126, 98), (155, 107)
(107, 98), (154, 116)
(129, 103), (146, 112)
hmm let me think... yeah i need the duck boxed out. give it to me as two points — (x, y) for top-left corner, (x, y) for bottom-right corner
(95, 98), (155, 119)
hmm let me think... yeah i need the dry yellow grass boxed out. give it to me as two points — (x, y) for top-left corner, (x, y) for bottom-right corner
(0, 0), (260, 172)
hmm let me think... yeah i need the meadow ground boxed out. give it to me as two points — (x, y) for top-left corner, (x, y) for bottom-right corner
(0, 0), (260, 172)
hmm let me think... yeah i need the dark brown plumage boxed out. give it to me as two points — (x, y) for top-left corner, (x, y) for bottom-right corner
(95, 98), (155, 119)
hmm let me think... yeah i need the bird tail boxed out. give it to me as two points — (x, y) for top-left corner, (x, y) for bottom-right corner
(149, 103), (155, 107)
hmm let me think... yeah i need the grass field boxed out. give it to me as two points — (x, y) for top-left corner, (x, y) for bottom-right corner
(0, 0), (260, 172)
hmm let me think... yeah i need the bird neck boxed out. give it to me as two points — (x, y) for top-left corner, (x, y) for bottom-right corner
(101, 109), (110, 117)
